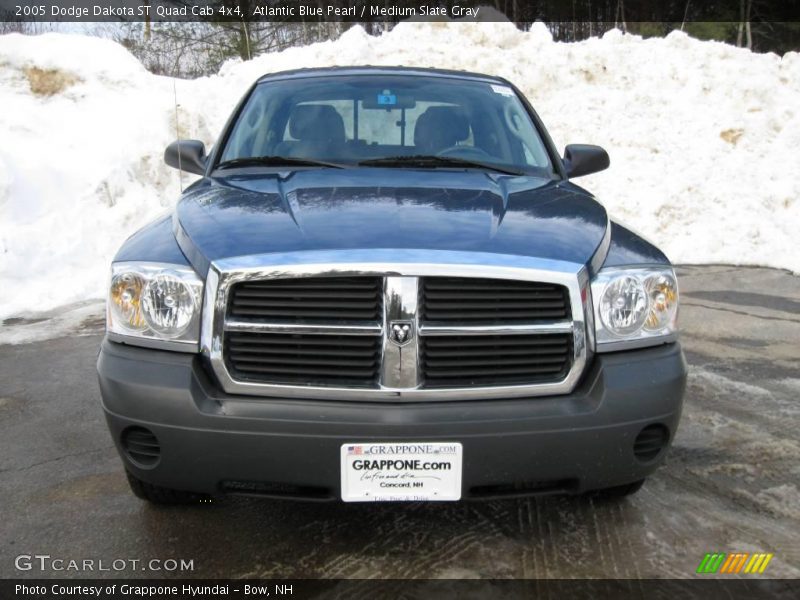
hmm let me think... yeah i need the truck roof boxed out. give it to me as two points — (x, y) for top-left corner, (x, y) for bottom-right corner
(256, 65), (510, 85)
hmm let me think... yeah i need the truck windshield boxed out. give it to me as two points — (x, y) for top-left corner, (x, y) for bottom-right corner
(218, 74), (555, 176)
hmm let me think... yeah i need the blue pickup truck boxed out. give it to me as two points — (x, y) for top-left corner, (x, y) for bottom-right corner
(97, 67), (686, 504)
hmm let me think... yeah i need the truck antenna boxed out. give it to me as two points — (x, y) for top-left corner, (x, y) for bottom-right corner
(173, 78), (183, 193)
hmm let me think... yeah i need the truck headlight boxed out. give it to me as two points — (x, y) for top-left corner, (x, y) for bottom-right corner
(591, 267), (678, 351)
(107, 262), (203, 351)
(142, 273), (198, 337)
(109, 272), (147, 331)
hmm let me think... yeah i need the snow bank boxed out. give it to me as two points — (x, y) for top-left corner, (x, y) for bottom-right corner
(0, 23), (798, 319)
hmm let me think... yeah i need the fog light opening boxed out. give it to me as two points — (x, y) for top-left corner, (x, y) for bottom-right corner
(633, 424), (669, 462)
(121, 426), (161, 468)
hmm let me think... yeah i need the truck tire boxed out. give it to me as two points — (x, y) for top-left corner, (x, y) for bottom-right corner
(125, 470), (211, 505)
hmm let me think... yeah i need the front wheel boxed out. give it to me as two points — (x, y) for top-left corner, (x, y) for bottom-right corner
(125, 470), (211, 505)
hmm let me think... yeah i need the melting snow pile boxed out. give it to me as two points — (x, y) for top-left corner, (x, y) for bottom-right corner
(0, 21), (798, 319)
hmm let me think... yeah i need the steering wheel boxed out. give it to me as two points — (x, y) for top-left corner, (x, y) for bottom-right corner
(436, 145), (492, 160)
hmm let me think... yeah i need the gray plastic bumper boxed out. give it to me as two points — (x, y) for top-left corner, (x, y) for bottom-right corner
(97, 339), (686, 500)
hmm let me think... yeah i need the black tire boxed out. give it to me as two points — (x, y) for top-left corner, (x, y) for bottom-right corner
(125, 470), (211, 505)
(592, 478), (646, 499)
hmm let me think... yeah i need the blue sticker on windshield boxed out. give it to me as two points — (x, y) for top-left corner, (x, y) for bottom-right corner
(377, 91), (397, 106)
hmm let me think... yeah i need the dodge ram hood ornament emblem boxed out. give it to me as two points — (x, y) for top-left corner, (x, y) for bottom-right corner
(389, 321), (413, 346)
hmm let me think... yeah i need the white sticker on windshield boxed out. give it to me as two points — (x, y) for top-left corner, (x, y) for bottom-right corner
(491, 84), (515, 96)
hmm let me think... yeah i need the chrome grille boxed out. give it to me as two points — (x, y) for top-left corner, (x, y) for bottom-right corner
(205, 252), (588, 401)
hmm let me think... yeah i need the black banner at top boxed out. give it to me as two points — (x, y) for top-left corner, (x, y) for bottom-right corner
(2, 0), (800, 23)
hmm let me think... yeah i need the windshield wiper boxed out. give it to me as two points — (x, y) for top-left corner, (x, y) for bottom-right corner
(358, 155), (524, 176)
(216, 156), (346, 170)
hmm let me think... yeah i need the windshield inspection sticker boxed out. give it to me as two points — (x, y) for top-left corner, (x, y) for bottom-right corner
(491, 84), (515, 96)
(377, 90), (397, 106)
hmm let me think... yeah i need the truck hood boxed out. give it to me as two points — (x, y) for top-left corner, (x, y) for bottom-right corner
(174, 168), (609, 274)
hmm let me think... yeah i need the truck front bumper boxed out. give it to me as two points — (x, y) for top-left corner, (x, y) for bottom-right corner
(97, 339), (686, 501)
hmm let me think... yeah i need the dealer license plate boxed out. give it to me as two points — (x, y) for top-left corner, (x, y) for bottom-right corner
(340, 442), (463, 502)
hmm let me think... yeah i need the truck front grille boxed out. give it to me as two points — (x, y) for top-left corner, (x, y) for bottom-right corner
(419, 333), (572, 388)
(420, 277), (570, 323)
(224, 276), (383, 387)
(225, 331), (382, 387)
(229, 276), (382, 323)
(214, 270), (583, 400)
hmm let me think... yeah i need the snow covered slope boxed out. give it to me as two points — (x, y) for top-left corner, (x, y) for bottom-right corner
(0, 22), (798, 319)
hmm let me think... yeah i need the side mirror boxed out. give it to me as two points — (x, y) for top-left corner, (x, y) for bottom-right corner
(164, 140), (207, 175)
(563, 144), (609, 178)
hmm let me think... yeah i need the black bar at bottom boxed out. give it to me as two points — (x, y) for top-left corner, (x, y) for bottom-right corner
(2, 578), (799, 600)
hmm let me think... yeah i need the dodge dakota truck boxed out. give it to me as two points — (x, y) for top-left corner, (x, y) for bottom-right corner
(97, 67), (686, 504)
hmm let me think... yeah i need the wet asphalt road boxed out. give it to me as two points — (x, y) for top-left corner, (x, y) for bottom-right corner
(0, 265), (798, 580)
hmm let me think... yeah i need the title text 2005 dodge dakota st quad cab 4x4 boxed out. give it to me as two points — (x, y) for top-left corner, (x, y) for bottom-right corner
(97, 67), (686, 504)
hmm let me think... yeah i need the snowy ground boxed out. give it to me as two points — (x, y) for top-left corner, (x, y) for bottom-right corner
(1, 22), (799, 320)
